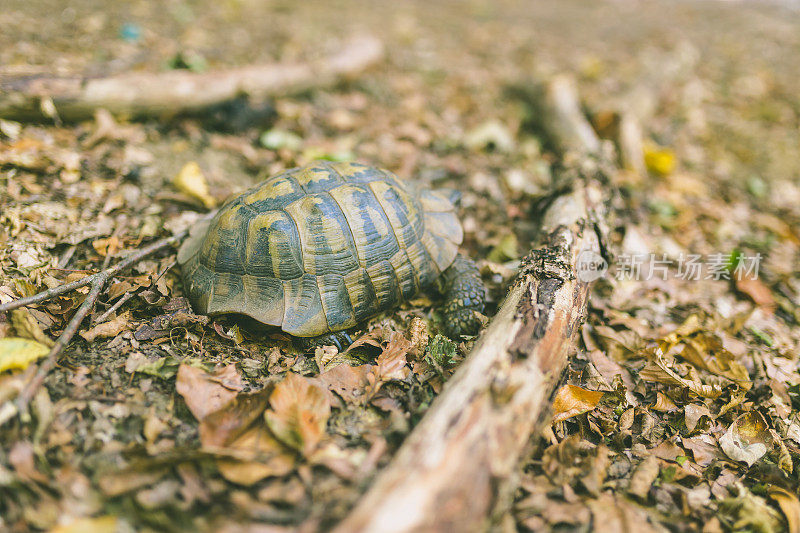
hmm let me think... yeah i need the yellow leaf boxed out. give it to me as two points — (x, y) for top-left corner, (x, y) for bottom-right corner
(91, 236), (121, 257)
(769, 487), (800, 533)
(174, 161), (216, 208)
(552, 384), (604, 424)
(49, 516), (119, 533)
(644, 144), (676, 176)
(0, 338), (50, 373)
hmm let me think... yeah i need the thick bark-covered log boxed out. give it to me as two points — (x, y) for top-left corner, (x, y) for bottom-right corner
(335, 75), (609, 533)
(335, 180), (606, 533)
(0, 36), (383, 122)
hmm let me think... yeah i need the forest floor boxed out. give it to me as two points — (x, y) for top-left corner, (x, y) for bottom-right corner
(1, 0), (800, 531)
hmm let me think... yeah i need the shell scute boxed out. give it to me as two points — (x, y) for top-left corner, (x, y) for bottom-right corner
(284, 193), (360, 277)
(282, 274), (327, 336)
(245, 210), (303, 279)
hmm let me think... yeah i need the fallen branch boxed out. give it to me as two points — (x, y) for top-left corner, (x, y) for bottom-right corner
(0, 231), (187, 426)
(0, 35), (384, 122)
(335, 75), (611, 532)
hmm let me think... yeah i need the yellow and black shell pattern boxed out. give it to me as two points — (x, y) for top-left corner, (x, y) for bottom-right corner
(177, 161), (463, 337)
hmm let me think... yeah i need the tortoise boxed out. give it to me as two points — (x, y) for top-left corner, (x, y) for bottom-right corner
(177, 161), (485, 346)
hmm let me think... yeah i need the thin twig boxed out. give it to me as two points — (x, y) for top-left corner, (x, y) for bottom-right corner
(0, 273), (100, 313)
(93, 291), (135, 324)
(0, 230), (189, 424)
(92, 259), (176, 324)
(0, 233), (186, 314)
(57, 245), (77, 269)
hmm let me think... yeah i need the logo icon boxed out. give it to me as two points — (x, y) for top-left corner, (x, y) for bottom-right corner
(576, 250), (608, 282)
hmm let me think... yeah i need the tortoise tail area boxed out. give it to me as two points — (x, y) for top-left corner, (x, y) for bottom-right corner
(440, 254), (486, 338)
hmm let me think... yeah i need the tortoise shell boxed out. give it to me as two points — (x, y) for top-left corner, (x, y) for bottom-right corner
(178, 161), (463, 337)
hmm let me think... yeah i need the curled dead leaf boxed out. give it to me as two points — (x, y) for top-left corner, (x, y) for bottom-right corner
(316, 363), (372, 404)
(174, 161), (216, 208)
(214, 424), (295, 486)
(719, 411), (771, 467)
(80, 312), (130, 342)
(265, 372), (331, 457)
(639, 349), (722, 399)
(92, 236), (121, 257)
(652, 392), (678, 412)
(176, 363), (244, 422)
(684, 403), (714, 432)
(372, 331), (411, 383)
(628, 454), (659, 500)
(551, 385), (604, 424)
(10, 308), (53, 347)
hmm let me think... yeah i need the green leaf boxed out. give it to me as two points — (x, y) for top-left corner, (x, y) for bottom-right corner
(424, 334), (458, 374)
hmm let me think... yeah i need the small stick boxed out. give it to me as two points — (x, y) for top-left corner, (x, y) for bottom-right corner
(0, 35), (384, 122)
(93, 291), (135, 325)
(0, 233), (185, 314)
(92, 259), (175, 324)
(0, 230), (188, 425)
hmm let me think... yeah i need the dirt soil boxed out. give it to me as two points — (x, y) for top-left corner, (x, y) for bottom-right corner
(1, 0), (800, 531)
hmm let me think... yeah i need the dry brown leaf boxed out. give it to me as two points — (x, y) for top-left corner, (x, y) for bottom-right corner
(373, 332), (412, 382)
(587, 492), (665, 533)
(628, 454), (659, 500)
(265, 372), (331, 457)
(592, 325), (645, 360)
(182, 377), (293, 486)
(199, 388), (270, 448)
(719, 411), (772, 467)
(684, 403), (714, 432)
(682, 435), (724, 467)
(639, 350), (722, 399)
(343, 327), (384, 354)
(551, 385), (604, 424)
(97, 469), (165, 497)
(652, 392), (678, 412)
(678, 336), (752, 390)
(79, 312), (130, 342)
(407, 317), (429, 358)
(649, 440), (684, 462)
(588, 349), (635, 391)
(317, 363), (372, 404)
(214, 424), (295, 486)
(92, 236), (121, 257)
(10, 308), (53, 347)
(735, 276), (777, 312)
(176, 364), (244, 422)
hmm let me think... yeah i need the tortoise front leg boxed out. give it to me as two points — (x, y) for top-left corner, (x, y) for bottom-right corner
(296, 330), (355, 352)
(440, 254), (486, 338)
